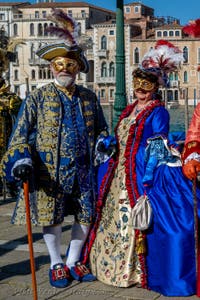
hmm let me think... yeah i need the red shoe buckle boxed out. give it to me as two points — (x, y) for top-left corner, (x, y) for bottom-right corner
(74, 263), (90, 277)
(52, 265), (70, 281)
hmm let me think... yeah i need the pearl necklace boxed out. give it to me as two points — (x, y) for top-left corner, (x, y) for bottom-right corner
(134, 101), (152, 116)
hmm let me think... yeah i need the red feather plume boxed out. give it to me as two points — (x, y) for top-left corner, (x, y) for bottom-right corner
(183, 19), (200, 37)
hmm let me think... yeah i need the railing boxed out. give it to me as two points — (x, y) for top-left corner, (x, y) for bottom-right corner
(96, 76), (115, 83)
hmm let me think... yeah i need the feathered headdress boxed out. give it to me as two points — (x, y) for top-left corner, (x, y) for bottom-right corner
(140, 40), (184, 87)
(182, 19), (200, 37)
(45, 8), (92, 50)
(36, 8), (91, 73)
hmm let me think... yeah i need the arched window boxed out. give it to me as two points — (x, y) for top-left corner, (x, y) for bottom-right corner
(183, 46), (188, 63)
(44, 23), (48, 36)
(43, 69), (46, 79)
(157, 31), (162, 37)
(184, 71), (188, 83)
(38, 23), (43, 36)
(134, 47), (139, 64)
(39, 69), (43, 79)
(174, 73), (178, 80)
(169, 73), (173, 81)
(30, 23), (34, 36)
(31, 69), (36, 80)
(101, 36), (107, 50)
(13, 23), (18, 36)
(101, 62), (107, 77)
(109, 62), (115, 77)
(49, 23), (54, 36)
(169, 31), (174, 37)
(175, 30), (180, 36)
(163, 31), (168, 37)
(47, 68), (52, 79)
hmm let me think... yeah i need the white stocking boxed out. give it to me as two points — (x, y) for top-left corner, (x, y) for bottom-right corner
(66, 222), (90, 268)
(43, 225), (63, 269)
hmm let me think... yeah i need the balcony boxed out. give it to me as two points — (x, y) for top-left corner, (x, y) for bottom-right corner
(96, 76), (115, 84)
(170, 80), (179, 88)
(29, 58), (49, 66)
(97, 49), (109, 58)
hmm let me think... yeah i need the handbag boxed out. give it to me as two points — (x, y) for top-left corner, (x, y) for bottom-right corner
(131, 194), (153, 230)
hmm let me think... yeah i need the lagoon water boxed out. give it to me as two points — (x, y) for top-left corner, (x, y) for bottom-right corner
(168, 106), (195, 133)
(102, 105), (196, 134)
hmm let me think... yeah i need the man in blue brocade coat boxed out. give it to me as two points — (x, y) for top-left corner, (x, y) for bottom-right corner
(1, 39), (108, 287)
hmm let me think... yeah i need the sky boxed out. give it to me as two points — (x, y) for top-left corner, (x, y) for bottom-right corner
(83, 0), (200, 26)
(1, 0), (199, 25)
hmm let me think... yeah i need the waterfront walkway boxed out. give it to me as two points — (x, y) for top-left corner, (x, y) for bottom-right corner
(0, 196), (199, 300)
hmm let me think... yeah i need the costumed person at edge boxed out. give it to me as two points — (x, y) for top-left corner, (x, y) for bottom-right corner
(81, 40), (200, 297)
(181, 18), (200, 296)
(0, 35), (22, 197)
(1, 8), (109, 288)
(182, 18), (200, 181)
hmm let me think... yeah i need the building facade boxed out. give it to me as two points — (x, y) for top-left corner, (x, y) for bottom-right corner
(0, 1), (199, 106)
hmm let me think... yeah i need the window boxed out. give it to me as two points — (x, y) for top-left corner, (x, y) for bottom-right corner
(184, 71), (188, 83)
(14, 70), (19, 81)
(109, 62), (115, 77)
(39, 69), (43, 79)
(35, 11), (39, 18)
(134, 47), (139, 64)
(44, 23), (48, 36)
(30, 43), (35, 59)
(134, 6), (139, 13)
(81, 10), (86, 18)
(198, 71), (200, 83)
(125, 7), (130, 13)
(38, 23), (43, 36)
(42, 11), (46, 18)
(198, 48), (200, 64)
(31, 69), (36, 80)
(101, 89), (105, 98)
(14, 85), (20, 95)
(101, 36), (107, 50)
(163, 31), (168, 37)
(13, 23), (18, 36)
(157, 31), (162, 37)
(109, 30), (114, 35)
(0, 14), (5, 20)
(110, 89), (114, 98)
(30, 23), (34, 36)
(175, 30), (180, 36)
(183, 46), (188, 63)
(47, 68), (52, 79)
(174, 73), (178, 80)
(169, 31), (174, 37)
(68, 10), (72, 17)
(101, 62), (107, 77)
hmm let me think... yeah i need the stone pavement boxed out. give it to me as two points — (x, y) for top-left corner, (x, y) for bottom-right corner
(0, 196), (199, 300)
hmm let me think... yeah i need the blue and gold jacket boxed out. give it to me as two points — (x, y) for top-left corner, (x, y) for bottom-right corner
(1, 83), (108, 226)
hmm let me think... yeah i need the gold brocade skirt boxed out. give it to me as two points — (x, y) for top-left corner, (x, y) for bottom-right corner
(89, 117), (143, 287)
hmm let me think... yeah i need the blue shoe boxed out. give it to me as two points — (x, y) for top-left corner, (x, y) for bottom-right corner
(49, 263), (71, 288)
(70, 262), (96, 282)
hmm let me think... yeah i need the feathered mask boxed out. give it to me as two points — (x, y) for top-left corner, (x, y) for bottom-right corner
(182, 19), (200, 37)
(140, 40), (184, 87)
(45, 8), (92, 50)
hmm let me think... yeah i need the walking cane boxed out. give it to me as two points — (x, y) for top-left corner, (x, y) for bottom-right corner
(192, 178), (200, 297)
(23, 180), (38, 300)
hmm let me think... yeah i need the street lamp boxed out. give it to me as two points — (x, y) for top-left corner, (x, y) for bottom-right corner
(112, 0), (127, 132)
